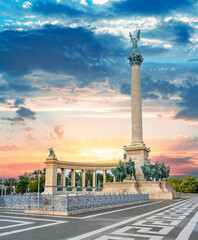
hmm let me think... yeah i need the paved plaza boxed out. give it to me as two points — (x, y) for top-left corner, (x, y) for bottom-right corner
(0, 197), (197, 240)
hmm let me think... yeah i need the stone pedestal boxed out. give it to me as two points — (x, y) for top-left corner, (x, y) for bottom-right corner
(124, 145), (150, 181)
(103, 181), (139, 194)
(103, 181), (180, 200)
(44, 156), (58, 194)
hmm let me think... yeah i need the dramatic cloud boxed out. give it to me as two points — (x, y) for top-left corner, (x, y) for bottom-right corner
(120, 76), (177, 99)
(13, 98), (25, 108)
(0, 83), (40, 94)
(30, 0), (197, 19)
(31, 1), (87, 17)
(16, 107), (36, 120)
(174, 84), (198, 121)
(1, 106), (37, 124)
(0, 25), (125, 88)
(143, 20), (195, 44)
(0, 97), (10, 105)
(1, 116), (24, 124)
(112, 0), (197, 16)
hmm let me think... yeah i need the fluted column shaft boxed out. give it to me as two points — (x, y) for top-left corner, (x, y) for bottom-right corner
(93, 170), (96, 188)
(71, 169), (75, 187)
(82, 169), (86, 187)
(103, 170), (106, 184)
(131, 64), (143, 145)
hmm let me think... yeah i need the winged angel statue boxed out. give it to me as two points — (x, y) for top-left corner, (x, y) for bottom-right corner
(129, 29), (140, 52)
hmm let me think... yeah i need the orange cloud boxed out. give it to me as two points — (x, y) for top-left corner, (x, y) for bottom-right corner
(0, 144), (21, 151)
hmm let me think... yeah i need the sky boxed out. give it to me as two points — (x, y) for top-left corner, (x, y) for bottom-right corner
(0, 0), (198, 179)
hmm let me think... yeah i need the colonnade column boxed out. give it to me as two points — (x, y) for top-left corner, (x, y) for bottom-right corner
(93, 170), (96, 188)
(71, 169), (75, 187)
(82, 169), (86, 187)
(61, 168), (65, 187)
(103, 170), (106, 184)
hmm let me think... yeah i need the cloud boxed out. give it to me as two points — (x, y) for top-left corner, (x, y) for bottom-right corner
(143, 20), (194, 45)
(23, 127), (36, 141)
(174, 83), (198, 121)
(151, 155), (192, 165)
(31, 1), (86, 17)
(112, 0), (197, 16)
(0, 144), (21, 151)
(188, 58), (198, 62)
(30, 0), (197, 19)
(54, 125), (64, 139)
(16, 107), (36, 120)
(142, 93), (160, 100)
(1, 116), (24, 124)
(23, 126), (36, 141)
(47, 125), (64, 140)
(120, 76), (177, 99)
(140, 46), (170, 56)
(23, 127), (34, 133)
(0, 83), (40, 94)
(13, 98), (25, 108)
(1, 106), (37, 124)
(0, 25), (125, 88)
(0, 97), (10, 106)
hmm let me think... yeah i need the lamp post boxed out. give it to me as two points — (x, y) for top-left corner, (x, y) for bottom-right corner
(38, 169), (40, 209)
(36, 165), (41, 210)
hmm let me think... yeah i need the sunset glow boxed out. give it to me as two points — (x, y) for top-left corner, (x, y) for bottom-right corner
(0, 0), (198, 179)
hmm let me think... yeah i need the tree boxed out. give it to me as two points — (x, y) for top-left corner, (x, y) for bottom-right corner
(106, 172), (113, 182)
(180, 176), (198, 193)
(4, 178), (17, 194)
(85, 170), (93, 187)
(16, 173), (30, 194)
(168, 176), (198, 193)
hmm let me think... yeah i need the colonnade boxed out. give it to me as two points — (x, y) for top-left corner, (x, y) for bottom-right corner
(44, 156), (117, 193)
(59, 168), (109, 188)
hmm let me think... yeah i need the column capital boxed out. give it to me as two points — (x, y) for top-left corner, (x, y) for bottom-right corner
(128, 53), (143, 66)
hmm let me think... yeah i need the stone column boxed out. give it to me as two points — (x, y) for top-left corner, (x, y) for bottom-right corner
(131, 64), (143, 146)
(93, 170), (96, 188)
(61, 168), (65, 187)
(82, 169), (86, 187)
(44, 156), (58, 193)
(103, 170), (107, 184)
(71, 169), (75, 187)
(113, 177), (116, 182)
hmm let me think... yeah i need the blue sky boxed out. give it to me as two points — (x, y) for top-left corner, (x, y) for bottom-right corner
(0, 0), (198, 178)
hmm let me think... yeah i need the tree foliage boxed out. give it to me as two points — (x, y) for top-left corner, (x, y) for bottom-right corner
(168, 176), (198, 193)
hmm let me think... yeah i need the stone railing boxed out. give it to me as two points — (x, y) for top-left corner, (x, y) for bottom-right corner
(0, 193), (149, 214)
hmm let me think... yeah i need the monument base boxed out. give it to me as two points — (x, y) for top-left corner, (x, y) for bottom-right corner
(43, 186), (57, 194)
(103, 181), (180, 200)
(124, 144), (150, 180)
